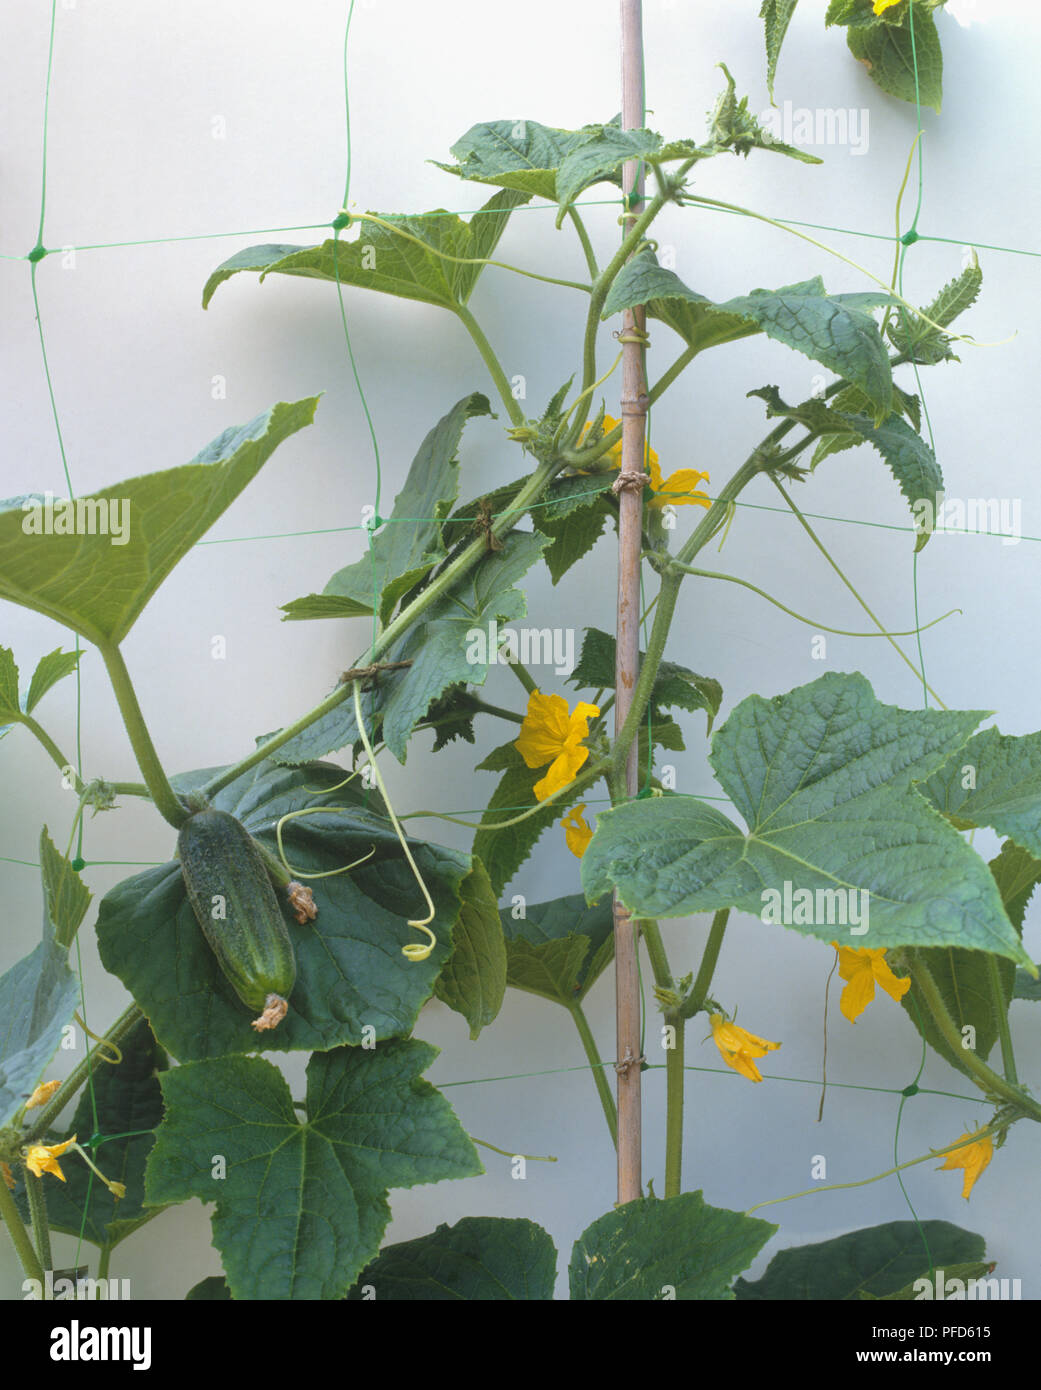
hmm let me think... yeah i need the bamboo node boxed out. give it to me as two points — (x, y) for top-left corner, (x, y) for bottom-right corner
(612, 470), (651, 496)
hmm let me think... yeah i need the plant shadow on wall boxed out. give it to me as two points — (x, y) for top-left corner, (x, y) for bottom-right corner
(1, 0), (1038, 1301)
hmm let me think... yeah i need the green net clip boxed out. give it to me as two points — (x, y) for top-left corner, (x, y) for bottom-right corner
(900, 228), (920, 247)
(901, 1082), (920, 1098)
(331, 211), (352, 232)
(71, 857), (86, 872)
(27, 244), (47, 263)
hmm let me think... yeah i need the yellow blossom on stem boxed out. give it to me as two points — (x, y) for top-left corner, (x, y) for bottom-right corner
(873, 0), (903, 14)
(515, 691), (599, 802)
(562, 804), (593, 857)
(709, 1013), (781, 1083)
(832, 943), (911, 1022)
(25, 1079), (61, 1110)
(23, 1136), (77, 1182)
(580, 416), (711, 509)
(937, 1128), (994, 1200)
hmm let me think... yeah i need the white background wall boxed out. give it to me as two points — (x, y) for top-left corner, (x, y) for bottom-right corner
(2, 0), (1040, 1300)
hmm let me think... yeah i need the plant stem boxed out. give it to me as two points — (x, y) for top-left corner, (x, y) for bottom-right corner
(98, 644), (187, 829)
(454, 305), (527, 427)
(97, 1244), (112, 1285)
(663, 1014), (685, 1198)
(639, 919), (686, 1198)
(986, 954), (1019, 1084)
(685, 909), (730, 1018)
(648, 344), (698, 407)
(505, 658), (538, 696)
(910, 955), (1041, 1121)
(24, 1170), (53, 1275)
(0, 1176), (45, 1287)
(568, 1003), (618, 1148)
(26, 1005), (142, 1143)
(19, 715), (81, 790)
(568, 207), (600, 280)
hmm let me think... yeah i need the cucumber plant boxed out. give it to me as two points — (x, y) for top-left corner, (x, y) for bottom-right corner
(2, 0), (1037, 1303)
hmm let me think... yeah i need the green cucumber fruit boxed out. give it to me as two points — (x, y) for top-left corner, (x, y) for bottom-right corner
(178, 808), (297, 1031)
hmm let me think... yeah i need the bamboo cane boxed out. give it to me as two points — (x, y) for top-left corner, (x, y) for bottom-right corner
(614, 0), (648, 1207)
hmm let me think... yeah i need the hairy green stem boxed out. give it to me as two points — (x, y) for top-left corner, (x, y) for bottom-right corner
(568, 162), (695, 447)
(639, 920), (686, 1198)
(26, 1005), (143, 1143)
(568, 206), (600, 281)
(19, 715), (81, 791)
(24, 1170), (53, 1276)
(568, 1003), (618, 1148)
(0, 1177), (45, 1287)
(98, 644), (187, 829)
(454, 305), (527, 427)
(986, 954), (1018, 1085)
(684, 910), (730, 1019)
(910, 955), (1041, 1120)
(663, 1015), (685, 1198)
(97, 1244), (112, 1285)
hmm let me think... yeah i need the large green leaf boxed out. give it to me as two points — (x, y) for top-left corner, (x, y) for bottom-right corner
(582, 672), (1032, 965)
(606, 260), (893, 417)
(554, 126), (663, 226)
(532, 475), (615, 585)
(433, 860), (507, 1039)
(0, 400), (318, 647)
(0, 869), (79, 1127)
(734, 1220), (984, 1299)
(761, 0), (800, 103)
(569, 1193), (776, 1300)
(436, 118), (614, 201)
(917, 726), (1041, 859)
(569, 626), (722, 733)
(603, 250), (761, 356)
(203, 189), (529, 311)
(847, 6), (943, 112)
(145, 1043), (482, 1300)
(712, 279), (894, 421)
(347, 1217), (557, 1299)
(501, 893), (614, 1006)
(95, 760), (470, 1061)
(894, 838), (1030, 1077)
(290, 393), (492, 626)
(18, 1018), (168, 1249)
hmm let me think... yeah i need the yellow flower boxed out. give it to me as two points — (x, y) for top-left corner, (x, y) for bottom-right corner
(580, 415), (711, 509)
(937, 1128), (993, 1200)
(562, 804), (594, 857)
(25, 1079), (61, 1110)
(873, 0), (903, 14)
(709, 1013), (781, 1083)
(832, 943), (911, 1023)
(23, 1136), (77, 1182)
(515, 691), (600, 802)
